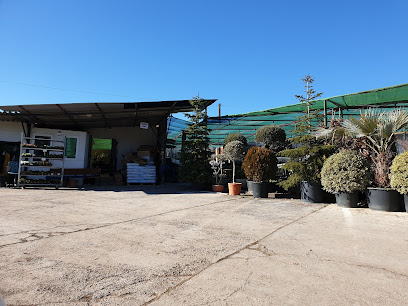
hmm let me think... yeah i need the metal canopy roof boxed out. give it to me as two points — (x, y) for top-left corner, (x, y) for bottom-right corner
(203, 83), (408, 146)
(0, 100), (216, 130)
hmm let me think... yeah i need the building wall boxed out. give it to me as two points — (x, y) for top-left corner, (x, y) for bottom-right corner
(88, 125), (158, 170)
(0, 121), (24, 142)
(0, 122), (89, 169)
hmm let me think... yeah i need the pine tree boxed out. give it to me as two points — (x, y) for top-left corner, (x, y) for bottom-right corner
(179, 96), (212, 184)
(278, 75), (334, 190)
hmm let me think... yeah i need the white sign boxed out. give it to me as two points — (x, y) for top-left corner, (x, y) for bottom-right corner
(140, 122), (149, 129)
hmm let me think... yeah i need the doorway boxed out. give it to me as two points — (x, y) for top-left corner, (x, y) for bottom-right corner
(91, 138), (117, 175)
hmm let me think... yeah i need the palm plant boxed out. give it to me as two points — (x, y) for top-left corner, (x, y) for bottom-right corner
(343, 109), (408, 188)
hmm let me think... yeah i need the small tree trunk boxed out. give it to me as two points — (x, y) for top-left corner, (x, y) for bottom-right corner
(232, 160), (236, 183)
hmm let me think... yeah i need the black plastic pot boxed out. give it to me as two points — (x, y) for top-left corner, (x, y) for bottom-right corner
(301, 181), (324, 203)
(403, 195), (408, 212)
(247, 180), (253, 193)
(335, 191), (359, 208)
(366, 187), (402, 212)
(252, 182), (269, 198)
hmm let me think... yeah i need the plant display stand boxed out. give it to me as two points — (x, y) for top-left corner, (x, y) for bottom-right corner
(18, 133), (65, 189)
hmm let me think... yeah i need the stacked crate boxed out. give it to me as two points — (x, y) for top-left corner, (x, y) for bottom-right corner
(127, 162), (156, 184)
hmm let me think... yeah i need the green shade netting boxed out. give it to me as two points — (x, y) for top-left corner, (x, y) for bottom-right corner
(168, 83), (408, 147)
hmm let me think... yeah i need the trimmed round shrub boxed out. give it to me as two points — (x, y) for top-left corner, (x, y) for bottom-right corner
(321, 150), (371, 194)
(390, 151), (408, 194)
(224, 140), (247, 183)
(224, 140), (246, 161)
(224, 133), (248, 147)
(254, 125), (286, 151)
(242, 147), (278, 182)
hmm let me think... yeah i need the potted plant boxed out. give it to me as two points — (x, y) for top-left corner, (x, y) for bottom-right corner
(224, 133), (248, 147)
(254, 125), (286, 153)
(242, 147), (278, 198)
(210, 154), (226, 192)
(179, 96), (213, 189)
(321, 150), (371, 207)
(390, 151), (408, 212)
(344, 109), (408, 211)
(278, 75), (335, 203)
(224, 140), (246, 195)
(225, 133), (248, 189)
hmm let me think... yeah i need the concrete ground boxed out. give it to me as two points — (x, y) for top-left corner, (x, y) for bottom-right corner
(0, 185), (407, 306)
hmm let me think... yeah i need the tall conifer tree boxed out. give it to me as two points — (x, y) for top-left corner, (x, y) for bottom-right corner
(179, 96), (212, 184)
(279, 75), (334, 190)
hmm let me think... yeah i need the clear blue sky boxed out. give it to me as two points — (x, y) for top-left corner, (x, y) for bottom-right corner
(0, 0), (407, 117)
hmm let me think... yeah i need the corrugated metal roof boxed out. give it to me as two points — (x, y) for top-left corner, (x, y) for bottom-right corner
(0, 100), (216, 130)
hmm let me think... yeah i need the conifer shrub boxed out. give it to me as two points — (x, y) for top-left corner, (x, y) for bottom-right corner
(321, 150), (371, 194)
(390, 151), (408, 194)
(255, 125), (286, 152)
(224, 133), (248, 147)
(242, 147), (278, 182)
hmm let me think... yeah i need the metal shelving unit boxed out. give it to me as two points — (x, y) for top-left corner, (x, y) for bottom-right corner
(18, 134), (65, 189)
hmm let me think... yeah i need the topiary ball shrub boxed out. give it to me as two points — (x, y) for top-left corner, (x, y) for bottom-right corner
(390, 151), (408, 194)
(242, 146), (278, 182)
(224, 133), (248, 147)
(321, 150), (371, 194)
(224, 140), (247, 183)
(254, 125), (286, 152)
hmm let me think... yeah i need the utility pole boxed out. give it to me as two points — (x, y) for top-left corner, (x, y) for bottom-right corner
(218, 103), (221, 118)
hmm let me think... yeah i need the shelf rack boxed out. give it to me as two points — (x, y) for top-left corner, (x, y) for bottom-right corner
(18, 134), (65, 189)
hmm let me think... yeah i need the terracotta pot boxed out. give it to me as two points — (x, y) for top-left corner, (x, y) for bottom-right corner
(228, 183), (242, 195)
(212, 185), (224, 192)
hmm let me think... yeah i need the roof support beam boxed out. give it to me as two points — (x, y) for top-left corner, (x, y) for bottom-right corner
(157, 102), (178, 138)
(132, 104), (139, 127)
(94, 103), (111, 128)
(18, 105), (44, 125)
(56, 104), (82, 130)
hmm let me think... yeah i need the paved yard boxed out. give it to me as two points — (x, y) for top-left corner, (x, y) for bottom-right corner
(0, 185), (407, 305)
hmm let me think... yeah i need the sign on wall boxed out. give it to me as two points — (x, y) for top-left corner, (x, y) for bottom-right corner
(140, 122), (149, 129)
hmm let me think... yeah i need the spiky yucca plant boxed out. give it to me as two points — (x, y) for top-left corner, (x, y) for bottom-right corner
(344, 109), (408, 188)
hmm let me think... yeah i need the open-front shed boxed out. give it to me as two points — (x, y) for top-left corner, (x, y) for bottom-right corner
(0, 100), (216, 186)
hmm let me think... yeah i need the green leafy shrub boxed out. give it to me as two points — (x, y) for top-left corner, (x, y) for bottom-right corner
(321, 150), (371, 194)
(242, 147), (278, 182)
(390, 151), (408, 194)
(224, 140), (246, 183)
(224, 133), (248, 147)
(255, 125), (286, 152)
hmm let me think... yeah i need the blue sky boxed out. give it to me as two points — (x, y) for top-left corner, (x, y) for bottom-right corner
(0, 0), (407, 117)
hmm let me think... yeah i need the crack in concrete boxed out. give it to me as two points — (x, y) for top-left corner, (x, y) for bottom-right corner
(142, 205), (327, 305)
(0, 198), (236, 249)
(224, 271), (253, 305)
(247, 243), (275, 256)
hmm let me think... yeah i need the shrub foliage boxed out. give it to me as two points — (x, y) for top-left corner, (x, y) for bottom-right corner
(390, 151), (408, 194)
(224, 133), (248, 147)
(224, 140), (246, 183)
(254, 125), (286, 152)
(321, 150), (371, 194)
(179, 96), (212, 184)
(242, 147), (278, 182)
